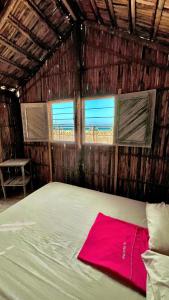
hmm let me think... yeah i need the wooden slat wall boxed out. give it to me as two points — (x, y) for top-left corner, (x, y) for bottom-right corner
(20, 25), (169, 201)
(20, 33), (77, 186)
(51, 144), (80, 185)
(24, 142), (50, 185)
(81, 145), (115, 193)
(21, 32), (76, 102)
(0, 91), (23, 163)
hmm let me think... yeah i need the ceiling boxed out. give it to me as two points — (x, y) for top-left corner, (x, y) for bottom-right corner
(0, 0), (169, 90)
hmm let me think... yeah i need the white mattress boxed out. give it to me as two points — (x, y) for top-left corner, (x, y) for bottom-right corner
(0, 182), (147, 300)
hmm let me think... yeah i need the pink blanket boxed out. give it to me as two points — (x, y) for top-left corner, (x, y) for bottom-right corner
(78, 213), (149, 294)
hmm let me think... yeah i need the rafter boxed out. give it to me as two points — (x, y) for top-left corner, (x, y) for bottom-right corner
(0, 34), (40, 63)
(19, 25), (74, 88)
(0, 71), (20, 82)
(59, 0), (77, 21)
(55, 0), (74, 23)
(24, 0), (62, 40)
(152, 0), (165, 39)
(8, 15), (50, 51)
(0, 0), (16, 30)
(105, 0), (116, 27)
(90, 0), (103, 24)
(86, 21), (169, 54)
(0, 55), (31, 74)
(131, 0), (136, 33)
(61, 0), (85, 21)
(128, 0), (133, 33)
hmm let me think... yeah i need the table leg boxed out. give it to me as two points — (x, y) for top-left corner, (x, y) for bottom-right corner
(0, 168), (6, 200)
(29, 161), (33, 191)
(21, 166), (26, 198)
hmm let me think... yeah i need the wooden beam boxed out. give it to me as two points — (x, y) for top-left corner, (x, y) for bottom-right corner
(0, 0), (17, 30)
(55, 0), (74, 24)
(131, 0), (136, 33)
(60, 0), (77, 21)
(86, 43), (169, 71)
(0, 55), (31, 74)
(19, 25), (74, 88)
(24, 0), (62, 40)
(8, 15), (50, 51)
(90, 0), (103, 24)
(152, 0), (165, 39)
(74, 23), (84, 148)
(64, 0), (85, 21)
(105, 0), (116, 27)
(86, 21), (169, 54)
(0, 71), (20, 82)
(128, 0), (133, 33)
(0, 34), (40, 63)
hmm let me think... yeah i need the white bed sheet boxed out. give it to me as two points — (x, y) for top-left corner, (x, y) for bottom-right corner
(0, 182), (147, 300)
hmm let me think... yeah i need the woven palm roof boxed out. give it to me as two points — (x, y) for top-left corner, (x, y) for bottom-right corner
(0, 0), (169, 90)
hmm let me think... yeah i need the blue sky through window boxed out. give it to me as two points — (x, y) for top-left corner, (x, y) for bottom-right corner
(85, 98), (115, 129)
(52, 101), (74, 129)
(51, 98), (115, 131)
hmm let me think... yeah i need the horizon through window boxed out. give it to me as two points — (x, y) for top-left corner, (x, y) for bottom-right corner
(50, 100), (75, 142)
(84, 97), (115, 144)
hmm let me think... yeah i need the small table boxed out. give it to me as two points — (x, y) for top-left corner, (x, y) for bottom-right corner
(0, 159), (32, 200)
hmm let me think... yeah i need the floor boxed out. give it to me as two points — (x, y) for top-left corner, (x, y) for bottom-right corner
(0, 189), (32, 213)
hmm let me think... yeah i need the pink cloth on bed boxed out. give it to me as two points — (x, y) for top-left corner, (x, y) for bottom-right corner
(78, 213), (149, 294)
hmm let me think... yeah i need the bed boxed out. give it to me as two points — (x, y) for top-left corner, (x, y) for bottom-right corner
(0, 182), (147, 300)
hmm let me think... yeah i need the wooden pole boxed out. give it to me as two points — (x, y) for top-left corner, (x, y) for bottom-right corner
(114, 91), (121, 194)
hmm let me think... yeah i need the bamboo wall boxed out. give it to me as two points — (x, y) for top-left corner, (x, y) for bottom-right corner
(0, 91), (23, 163)
(20, 25), (169, 201)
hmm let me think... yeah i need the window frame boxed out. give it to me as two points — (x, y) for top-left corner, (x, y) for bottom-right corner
(47, 98), (76, 144)
(46, 89), (156, 147)
(114, 90), (156, 148)
(21, 102), (49, 142)
(82, 95), (117, 146)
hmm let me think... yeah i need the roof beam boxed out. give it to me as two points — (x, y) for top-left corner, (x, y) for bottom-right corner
(8, 15), (50, 51)
(131, 0), (136, 33)
(90, 0), (103, 24)
(0, 71), (20, 82)
(152, 0), (165, 39)
(59, 0), (77, 21)
(61, 0), (85, 21)
(105, 0), (116, 27)
(55, 0), (74, 23)
(19, 25), (74, 88)
(0, 34), (40, 63)
(24, 0), (62, 40)
(0, 0), (16, 30)
(128, 0), (134, 33)
(0, 55), (31, 74)
(85, 44), (169, 71)
(86, 21), (169, 54)
(90, 0), (104, 24)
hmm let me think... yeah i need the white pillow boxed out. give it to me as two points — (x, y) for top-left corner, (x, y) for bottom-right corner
(142, 250), (169, 300)
(146, 202), (169, 254)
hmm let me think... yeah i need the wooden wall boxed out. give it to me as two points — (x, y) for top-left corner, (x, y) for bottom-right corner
(0, 90), (23, 163)
(20, 25), (169, 201)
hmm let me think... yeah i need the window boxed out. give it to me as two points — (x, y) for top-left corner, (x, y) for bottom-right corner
(48, 100), (75, 142)
(21, 103), (48, 142)
(21, 90), (156, 147)
(83, 90), (156, 147)
(83, 97), (115, 145)
(115, 90), (156, 147)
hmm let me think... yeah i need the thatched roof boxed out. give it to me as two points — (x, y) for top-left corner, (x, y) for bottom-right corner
(0, 0), (169, 90)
